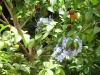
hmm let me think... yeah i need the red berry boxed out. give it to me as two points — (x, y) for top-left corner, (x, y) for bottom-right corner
(69, 11), (74, 15)
(70, 44), (75, 50)
(45, 12), (49, 16)
(67, 25), (71, 30)
(30, 8), (32, 10)
(35, 7), (40, 11)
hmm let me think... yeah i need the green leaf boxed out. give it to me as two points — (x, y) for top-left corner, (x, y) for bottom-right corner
(82, 33), (87, 42)
(92, 9), (100, 17)
(35, 32), (42, 40)
(38, 70), (46, 75)
(55, 67), (65, 75)
(59, 67), (65, 75)
(66, 40), (73, 49)
(46, 21), (57, 31)
(94, 25), (100, 34)
(90, 0), (99, 5)
(73, 0), (78, 9)
(37, 48), (43, 57)
(43, 62), (50, 68)
(14, 34), (22, 44)
(59, 0), (64, 7)
(0, 5), (2, 10)
(0, 41), (4, 50)
(48, 7), (54, 13)
(74, 41), (79, 50)
(86, 34), (94, 43)
(22, 34), (30, 48)
(96, 47), (100, 57)
(65, 0), (73, 10)
(50, 0), (57, 6)
(66, 30), (76, 37)
(2, 31), (11, 40)
(45, 69), (54, 75)
(85, 12), (93, 20)
(6, 0), (11, 3)
(0, 24), (8, 32)
(28, 38), (37, 48)
(74, 57), (84, 65)
(42, 32), (49, 40)
(42, 0), (46, 3)
(10, 26), (18, 34)
(55, 28), (63, 33)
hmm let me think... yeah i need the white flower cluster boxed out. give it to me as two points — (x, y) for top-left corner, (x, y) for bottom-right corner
(51, 36), (82, 62)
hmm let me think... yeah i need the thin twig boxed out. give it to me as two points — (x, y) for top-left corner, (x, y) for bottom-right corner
(41, 50), (51, 55)
(1, 11), (10, 25)
(0, 0), (3, 4)
(18, 42), (31, 58)
(0, 19), (7, 25)
(21, 16), (32, 28)
(3, 0), (13, 18)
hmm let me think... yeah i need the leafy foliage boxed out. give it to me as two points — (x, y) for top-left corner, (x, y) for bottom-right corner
(0, 0), (100, 75)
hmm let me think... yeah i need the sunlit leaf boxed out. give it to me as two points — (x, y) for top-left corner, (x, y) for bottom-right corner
(94, 25), (100, 34)
(65, 0), (73, 10)
(38, 70), (46, 75)
(0, 24), (8, 32)
(92, 9), (100, 17)
(85, 12), (93, 20)
(96, 47), (100, 57)
(45, 69), (54, 75)
(0, 41), (4, 50)
(0, 5), (2, 10)
(48, 7), (54, 13)
(35, 32), (42, 40)
(50, 0), (57, 6)
(14, 34), (22, 44)
(42, 32), (49, 40)
(90, 0), (99, 5)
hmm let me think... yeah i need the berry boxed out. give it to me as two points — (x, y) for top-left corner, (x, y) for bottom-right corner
(70, 44), (75, 50)
(45, 12), (49, 16)
(69, 11), (74, 15)
(14, 44), (19, 49)
(67, 25), (71, 30)
(35, 7), (40, 11)
(70, 15), (75, 19)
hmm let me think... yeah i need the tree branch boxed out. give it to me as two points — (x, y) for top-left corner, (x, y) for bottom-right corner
(0, 19), (7, 25)
(3, 0), (13, 19)
(1, 11), (10, 25)
(18, 42), (31, 58)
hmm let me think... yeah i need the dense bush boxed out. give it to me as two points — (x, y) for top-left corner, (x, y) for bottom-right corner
(0, 0), (100, 75)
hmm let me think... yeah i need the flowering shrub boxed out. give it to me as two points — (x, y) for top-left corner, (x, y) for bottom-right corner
(0, 0), (100, 75)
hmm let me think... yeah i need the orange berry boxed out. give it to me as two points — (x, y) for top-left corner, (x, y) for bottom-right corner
(70, 15), (75, 19)
(45, 12), (49, 16)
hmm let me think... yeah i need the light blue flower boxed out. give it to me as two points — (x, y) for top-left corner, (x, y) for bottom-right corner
(36, 16), (53, 31)
(52, 36), (82, 62)
(37, 16), (53, 26)
(62, 37), (72, 49)
(51, 44), (62, 57)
